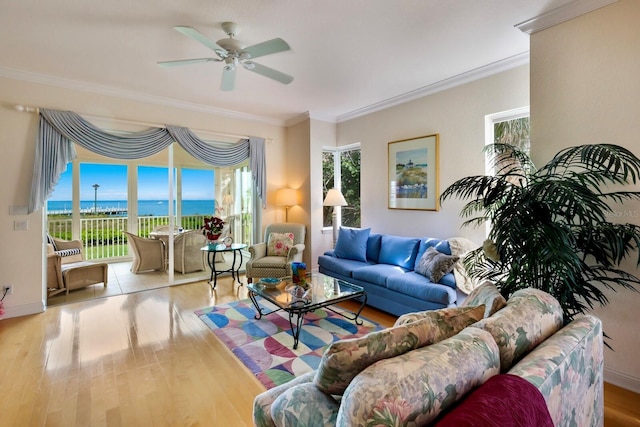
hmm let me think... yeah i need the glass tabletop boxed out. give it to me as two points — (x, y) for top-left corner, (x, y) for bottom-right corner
(200, 243), (247, 252)
(248, 272), (364, 310)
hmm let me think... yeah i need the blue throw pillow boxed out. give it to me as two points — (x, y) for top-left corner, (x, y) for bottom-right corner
(334, 227), (371, 262)
(378, 235), (420, 269)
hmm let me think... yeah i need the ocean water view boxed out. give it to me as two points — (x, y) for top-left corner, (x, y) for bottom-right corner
(48, 200), (216, 216)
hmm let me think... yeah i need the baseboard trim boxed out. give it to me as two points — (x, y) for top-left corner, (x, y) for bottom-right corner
(605, 367), (640, 394)
(1, 301), (45, 319)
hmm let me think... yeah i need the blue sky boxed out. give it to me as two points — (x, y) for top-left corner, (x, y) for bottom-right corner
(395, 148), (428, 166)
(49, 163), (215, 201)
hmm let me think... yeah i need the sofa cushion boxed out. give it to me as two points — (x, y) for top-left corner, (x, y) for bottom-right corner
(461, 281), (507, 318)
(366, 233), (383, 263)
(386, 272), (457, 306)
(334, 227), (370, 262)
(415, 247), (459, 282)
(378, 235), (420, 269)
(271, 383), (339, 427)
(317, 255), (369, 278)
(337, 328), (500, 426)
(54, 248), (82, 258)
(351, 264), (407, 287)
(47, 234), (58, 250)
(414, 238), (452, 268)
(470, 288), (563, 372)
(314, 305), (486, 396)
(267, 232), (294, 256)
(433, 374), (553, 427)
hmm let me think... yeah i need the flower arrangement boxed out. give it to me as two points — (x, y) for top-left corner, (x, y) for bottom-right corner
(202, 216), (226, 241)
(0, 286), (7, 317)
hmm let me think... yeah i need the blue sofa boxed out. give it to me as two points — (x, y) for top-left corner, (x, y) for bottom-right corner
(318, 229), (458, 316)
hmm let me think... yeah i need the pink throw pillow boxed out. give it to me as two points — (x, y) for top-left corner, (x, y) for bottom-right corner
(267, 232), (294, 256)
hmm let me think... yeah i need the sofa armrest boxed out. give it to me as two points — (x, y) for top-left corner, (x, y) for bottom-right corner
(507, 315), (603, 427)
(271, 383), (339, 427)
(253, 371), (316, 427)
(287, 243), (305, 263)
(249, 242), (267, 260)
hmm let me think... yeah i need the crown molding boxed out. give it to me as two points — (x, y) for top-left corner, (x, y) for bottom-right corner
(285, 111), (336, 127)
(337, 51), (530, 123)
(285, 112), (311, 127)
(0, 66), (285, 126)
(515, 0), (618, 34)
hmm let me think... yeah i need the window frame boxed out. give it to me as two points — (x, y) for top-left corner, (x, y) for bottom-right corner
(484, 106), (530, 175)
(322, 142), (361, 231)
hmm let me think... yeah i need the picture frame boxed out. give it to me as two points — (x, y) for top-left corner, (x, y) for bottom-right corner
(388, 134), (439, 211)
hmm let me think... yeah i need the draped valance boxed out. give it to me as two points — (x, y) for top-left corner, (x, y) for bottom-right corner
(29, 108), (266, 213)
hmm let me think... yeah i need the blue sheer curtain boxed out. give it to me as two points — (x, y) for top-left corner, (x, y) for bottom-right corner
(29, 108), (266, 213)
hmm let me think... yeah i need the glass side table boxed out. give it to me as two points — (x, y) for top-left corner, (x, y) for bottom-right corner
(200, 243), (247, 289)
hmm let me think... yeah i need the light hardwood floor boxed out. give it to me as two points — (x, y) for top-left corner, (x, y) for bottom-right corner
(2, 275), (639, 426)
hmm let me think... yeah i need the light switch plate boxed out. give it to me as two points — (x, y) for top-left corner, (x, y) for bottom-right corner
(13, 220), (28, 231)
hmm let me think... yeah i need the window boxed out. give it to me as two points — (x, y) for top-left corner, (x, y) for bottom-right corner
(322, 144), (361, 228)
(485, 107), (530, 176)
(47, 158), (255, 261)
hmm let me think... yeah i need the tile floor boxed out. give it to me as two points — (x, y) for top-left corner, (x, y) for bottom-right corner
(47, 256), (248, 306)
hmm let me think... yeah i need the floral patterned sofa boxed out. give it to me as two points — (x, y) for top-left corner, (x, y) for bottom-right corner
(253, 284), (604, 427)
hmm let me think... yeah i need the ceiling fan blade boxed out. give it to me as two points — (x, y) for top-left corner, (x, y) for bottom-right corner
(157, 58), (219, 67)
(242, 38), (290, 60)
(221, 67), (236, 91)
(174, 26), (227, 57)
(247, 62), (293, 85)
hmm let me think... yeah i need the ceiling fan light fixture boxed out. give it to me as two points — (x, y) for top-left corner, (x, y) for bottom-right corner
(162, 21), (293, 91)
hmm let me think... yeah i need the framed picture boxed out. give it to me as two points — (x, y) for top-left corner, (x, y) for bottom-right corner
(388, 134), (439, 211)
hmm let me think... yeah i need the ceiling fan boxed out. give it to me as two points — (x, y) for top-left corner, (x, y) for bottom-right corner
(158, 21), (293, 91)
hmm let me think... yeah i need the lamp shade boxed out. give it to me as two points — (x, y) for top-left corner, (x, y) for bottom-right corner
(323, 188), (347, 207)
(276, 188), (298, 207)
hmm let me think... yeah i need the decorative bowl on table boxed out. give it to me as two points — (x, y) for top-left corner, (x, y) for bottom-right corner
(259, 277), (282, 289)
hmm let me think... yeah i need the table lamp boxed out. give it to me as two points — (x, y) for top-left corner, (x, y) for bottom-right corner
(323, 188), (347, 247)
(276, 188), (298, 222)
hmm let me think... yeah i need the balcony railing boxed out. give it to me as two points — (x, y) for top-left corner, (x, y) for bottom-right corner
(47, 214), (252, 261)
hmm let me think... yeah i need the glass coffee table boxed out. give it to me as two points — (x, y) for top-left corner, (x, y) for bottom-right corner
(247, 273), (367, 349)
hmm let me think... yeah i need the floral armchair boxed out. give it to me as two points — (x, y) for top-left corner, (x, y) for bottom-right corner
(246, 223), (306, 283)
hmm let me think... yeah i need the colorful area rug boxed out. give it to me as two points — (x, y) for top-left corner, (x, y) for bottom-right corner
(195, 299), (382, 389)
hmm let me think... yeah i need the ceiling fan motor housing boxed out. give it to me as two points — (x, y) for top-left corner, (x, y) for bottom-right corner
(217, 37), (244, 54)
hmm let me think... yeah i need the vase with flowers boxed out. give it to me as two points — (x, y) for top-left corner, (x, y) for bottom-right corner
(202, 216), (226, 244)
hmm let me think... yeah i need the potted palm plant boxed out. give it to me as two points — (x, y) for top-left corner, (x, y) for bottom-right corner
(441, 142), (640, 325)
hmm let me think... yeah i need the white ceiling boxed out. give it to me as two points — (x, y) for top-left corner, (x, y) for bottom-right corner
(0, 0), (586, 124)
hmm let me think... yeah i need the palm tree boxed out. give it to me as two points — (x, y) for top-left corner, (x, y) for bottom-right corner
(441, 143), (640, 324)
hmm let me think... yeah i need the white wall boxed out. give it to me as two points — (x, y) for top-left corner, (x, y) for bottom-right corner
(531, 0), (640, 392)
(284, 118), (312, 267)
(0, 77), (287, 319)
(337, 65), (530, 244)
(283, 116), (337, 271)
(309, 119), (337, 271)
